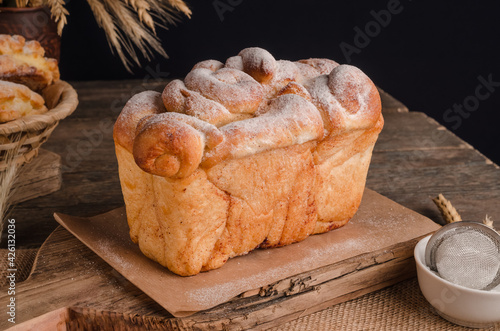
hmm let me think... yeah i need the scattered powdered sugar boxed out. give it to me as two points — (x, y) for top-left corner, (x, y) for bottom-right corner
(95, 239), (133, 272)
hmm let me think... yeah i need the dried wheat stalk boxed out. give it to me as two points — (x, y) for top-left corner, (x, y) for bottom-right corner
(16, 0), (29, 7)
(102, 0), (168, 71)
(0, 136), (22, 244)
(432, 194), (463, 224)
(87, 0), (135, 69)
(28, 0), (43, 8)
(167, 0), (191, 18)
(41, 0), (190, 72)
(123, 0), (156, 33)
(45, 0), (69, 35)
(483, 214), (495, 230)
(432, 195), (497, 230)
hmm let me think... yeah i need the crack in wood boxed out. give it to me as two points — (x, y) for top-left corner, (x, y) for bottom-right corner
(284, 276), (312, 296)
(252, 249), (399, 303)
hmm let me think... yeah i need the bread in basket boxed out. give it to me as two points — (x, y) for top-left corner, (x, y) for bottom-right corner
(113, 47), (383, 276)
(0, 34), (60, 92)
(0, 34), (78, 171)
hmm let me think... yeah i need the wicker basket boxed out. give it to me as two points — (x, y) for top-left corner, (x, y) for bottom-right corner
(0, 80), (78, 171)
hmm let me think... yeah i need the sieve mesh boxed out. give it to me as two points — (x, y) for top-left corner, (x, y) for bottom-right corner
(435, 231), (500, 289)
(425, 222), (500, 291)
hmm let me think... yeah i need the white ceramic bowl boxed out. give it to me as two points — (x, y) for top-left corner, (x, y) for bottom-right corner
(415, 235), (500, 328)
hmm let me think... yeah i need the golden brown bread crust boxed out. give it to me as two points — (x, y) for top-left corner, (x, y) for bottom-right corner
(0, 80), (48, 123)
(113, 47), (383, 276)
(0, 34), (60, 91)
(113, 91), (165, 152)
(133, 112), (223, 178)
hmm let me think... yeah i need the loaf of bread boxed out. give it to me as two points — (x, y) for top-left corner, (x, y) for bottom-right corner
(113, 47), (383, 276)
(0, 34), (60, 91)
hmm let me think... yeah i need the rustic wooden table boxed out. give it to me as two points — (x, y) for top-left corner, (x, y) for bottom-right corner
(2, 80), (500, 329)
(6, 80), (499, 249)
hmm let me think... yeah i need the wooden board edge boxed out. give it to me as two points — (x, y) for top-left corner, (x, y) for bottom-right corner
(377, 87), (409, 113)
(58, 235), (428, 330)
(5, 307), (70, 331)
(188, 256), (418, 330)
(60, 257), (417, 331)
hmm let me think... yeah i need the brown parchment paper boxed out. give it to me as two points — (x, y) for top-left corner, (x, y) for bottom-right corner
(53, 189), (440, 317)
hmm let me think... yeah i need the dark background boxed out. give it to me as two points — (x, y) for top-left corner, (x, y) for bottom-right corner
(60, 0), (500, 165)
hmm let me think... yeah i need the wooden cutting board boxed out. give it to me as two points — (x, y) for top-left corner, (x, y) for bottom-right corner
(1, 189), (440, 330)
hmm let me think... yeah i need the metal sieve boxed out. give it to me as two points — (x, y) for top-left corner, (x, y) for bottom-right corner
(425, 221), (500, 291)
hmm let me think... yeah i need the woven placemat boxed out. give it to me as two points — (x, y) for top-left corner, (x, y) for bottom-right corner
(268, 278), (500, 331)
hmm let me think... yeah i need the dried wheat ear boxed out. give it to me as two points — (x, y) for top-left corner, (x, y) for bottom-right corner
(432, 193), (495, 230)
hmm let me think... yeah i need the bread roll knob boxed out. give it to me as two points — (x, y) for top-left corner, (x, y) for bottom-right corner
(133, 112), (223, 178)
(239, 47), (277, 84)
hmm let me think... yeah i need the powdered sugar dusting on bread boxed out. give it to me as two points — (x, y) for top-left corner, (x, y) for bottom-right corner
(328, 65), (381, 130)
(163, 79), (236, 127)
(162, 80), (188, 112)
(185, 68), (263, 114)
(204, 94), (323, 163)
(113, 91), (164, 151)
(120, 47), (381, 176)
(192, 59), (224, 72)
(329, 65), (368, 114)
(115, 48), (385, 278)
(298, 58), (340, 75)
(239, 47), (275, 66)
(306, 75), (345, 133)
(257, 60), (302, 112)
(225, 56), (243, 70)
(238, 47), (277, 84)
(140, 111), (223, 147)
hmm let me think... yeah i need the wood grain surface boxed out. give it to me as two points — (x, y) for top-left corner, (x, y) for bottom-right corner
(1, 80), (499, 330)
(9, 149), (62, 205)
